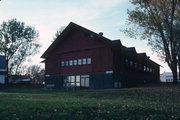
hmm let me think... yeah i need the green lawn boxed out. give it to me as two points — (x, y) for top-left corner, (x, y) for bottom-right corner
(0, 84), (179, 120)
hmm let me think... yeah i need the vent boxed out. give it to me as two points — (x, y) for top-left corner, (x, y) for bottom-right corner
(98, 32), (103, 36)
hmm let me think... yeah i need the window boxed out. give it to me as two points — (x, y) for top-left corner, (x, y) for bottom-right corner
(61, 61), (64, 66)
(134, 62), (137, 68)
(74, 60), (77, 65)
(82, 58), (86, 65)
(76, 75), (80, 86)
(63, 76), (75, 87)
(81, 75), (89, 87)
(144, 66), (146, 71)
(65, 61), (69, 66)
(125, 59), (128, 66)
(130, 61), (133, 67)
(87, 58), (91, 64)
(63, 75), (89, 88)
(150, 68), (152, 72)
(78, 59), (82, 65)
(69, 60), (73, 66)
(147, 67), (149, 72)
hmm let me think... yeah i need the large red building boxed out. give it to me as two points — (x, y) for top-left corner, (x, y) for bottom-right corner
(41, 22), (160, 89)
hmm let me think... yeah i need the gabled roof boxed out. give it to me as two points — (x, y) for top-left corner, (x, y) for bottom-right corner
(41, 22), (112, 58)
(0, 55), (6, 69)
(41, 22), (159, 66)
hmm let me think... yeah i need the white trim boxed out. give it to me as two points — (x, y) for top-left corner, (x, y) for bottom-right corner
(106, 71), (113, 74)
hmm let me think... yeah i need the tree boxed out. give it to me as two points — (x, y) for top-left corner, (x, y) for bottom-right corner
(0, 19), (40, 83)
(26, 65), (44, 84)
(125, 0), (180, 83)
(52, 26), (65, 42)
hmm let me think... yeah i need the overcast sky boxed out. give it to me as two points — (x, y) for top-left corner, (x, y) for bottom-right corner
(0, 0), (171, 73)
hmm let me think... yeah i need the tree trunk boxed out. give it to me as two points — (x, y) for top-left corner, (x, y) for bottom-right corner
(178, 55), (180, 80)
(171, 63), (178, 83)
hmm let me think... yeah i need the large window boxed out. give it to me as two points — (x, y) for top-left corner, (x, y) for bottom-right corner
(63, 75), (89, 88)
(81, 75), (89, 87)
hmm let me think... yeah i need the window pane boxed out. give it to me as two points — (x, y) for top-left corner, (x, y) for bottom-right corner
(76, 75), (80, 82)
(78, 59), (82, 65)
(76, 83), (80, 86)
(81, 78), (85, 87)
(134, 62), (137, 68)
(85, 78), (89, 87)
(74, 60), (77, 65)
(69, 60), (73, 66)
(144, 66), (146, 71)
(87, 58), (91, 64)
(65, 61), (69, 66)
(71, 82), (75, 86)
(61, 61), (64, 66)
(130, 61), (133, 67)
(82, 58), (86, 64)
(71, 76), (75, 82)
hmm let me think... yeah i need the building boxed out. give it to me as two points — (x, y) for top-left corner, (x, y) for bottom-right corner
(160, 72), (180, 82)
(41, 22), (160, 89)
(0, 55), (6, 84)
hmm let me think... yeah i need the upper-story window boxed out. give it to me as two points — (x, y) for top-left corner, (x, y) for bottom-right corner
(82, 58), (86, 65)
(69, 60), (73, 66)
(144, 66), (146, 71)
(130, 61), (133, 67)
(134, 62), (137, 68)
(78, 59), (82, 65)
(74, 60), (77, 65)
(61, 58), (91, 67)
(65, 61), (69, 66)
(61, 61), (65, 66)
(87, 58), (91, 64)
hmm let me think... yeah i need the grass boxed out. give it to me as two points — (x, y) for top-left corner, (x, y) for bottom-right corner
(0, 84), (179, 120)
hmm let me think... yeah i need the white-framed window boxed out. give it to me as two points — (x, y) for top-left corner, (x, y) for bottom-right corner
(82, 58), (86, 65)
(69, 60), (73, 66)
(78, 59), (82, 65)
(87, 58), (91, 64)
(61, 61), (65, 66)
(74, 60), (77, 65)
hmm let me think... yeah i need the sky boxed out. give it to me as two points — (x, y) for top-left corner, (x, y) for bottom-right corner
(0, 0), (171, 73)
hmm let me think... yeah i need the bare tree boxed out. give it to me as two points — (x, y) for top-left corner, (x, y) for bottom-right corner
(27, 65), (44, 84)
